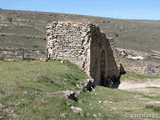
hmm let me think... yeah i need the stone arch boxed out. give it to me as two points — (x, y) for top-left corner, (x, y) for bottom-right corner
(100, 49), (106, 85)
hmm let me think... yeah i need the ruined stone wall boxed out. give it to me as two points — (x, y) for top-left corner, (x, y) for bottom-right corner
(109, 41), (148, 75)
(46, 21), (92, 74)
(46, 20), (159, 85)
(117, 52), (159, 76)
(116, 49), (160, 76)
(89, 27), (119, 85)
(46, 21), (120, 85)
(119, 55), (147, 74)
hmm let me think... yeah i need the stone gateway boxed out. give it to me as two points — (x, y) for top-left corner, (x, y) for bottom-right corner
(46, 20), (120, 85)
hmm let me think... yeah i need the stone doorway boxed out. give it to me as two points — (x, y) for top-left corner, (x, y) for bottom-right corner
(100, 49), (106, 85)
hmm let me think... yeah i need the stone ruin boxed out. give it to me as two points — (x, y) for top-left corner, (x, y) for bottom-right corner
(0, 19), (158, 85)
(46, 20), (160, 84)
(46, 20), (120, 85)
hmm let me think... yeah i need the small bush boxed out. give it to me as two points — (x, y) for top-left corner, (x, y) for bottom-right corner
(32, 45), (38, 48)
(7, 17), (12, 22)
(146, 105), (160, 112)
(115, 33), (118, 37)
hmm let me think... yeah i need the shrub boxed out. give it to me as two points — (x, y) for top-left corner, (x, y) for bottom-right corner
(32, 45), (38, 48)
(7, 17), (12, 22)
(146, 105), (160, 112)
(115, 33), (118, 37)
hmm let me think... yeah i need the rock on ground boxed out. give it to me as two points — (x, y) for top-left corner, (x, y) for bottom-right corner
(70, 106), (84, 117)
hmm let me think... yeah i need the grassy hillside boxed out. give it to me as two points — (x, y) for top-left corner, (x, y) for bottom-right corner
(1, 9), (160, 54)
(1, 9), (160, 119)
(0, 60), (160, 119)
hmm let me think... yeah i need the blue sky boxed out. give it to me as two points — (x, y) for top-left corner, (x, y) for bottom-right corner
(0, 0), (160, 20)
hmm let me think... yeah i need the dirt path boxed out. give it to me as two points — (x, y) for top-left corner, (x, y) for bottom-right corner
(118, 79), (160, 91)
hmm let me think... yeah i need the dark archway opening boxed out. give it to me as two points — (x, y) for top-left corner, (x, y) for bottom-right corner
(100, 49), (106, 86)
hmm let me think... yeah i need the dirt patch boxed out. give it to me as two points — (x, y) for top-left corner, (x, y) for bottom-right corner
(119, 79), (160, 92)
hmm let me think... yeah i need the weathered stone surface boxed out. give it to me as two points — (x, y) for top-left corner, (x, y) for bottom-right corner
(62, 90), (78, 101)
(79, 78), (94, 91)
(112, 46), (153, 75)
(59, 113), (68, 118)
(46, 20), (119, 85)
(0, 104), (5, 109)
(70, 106), (84, 117)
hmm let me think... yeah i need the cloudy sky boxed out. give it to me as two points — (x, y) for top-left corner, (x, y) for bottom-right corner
(0, 0), (160, 20)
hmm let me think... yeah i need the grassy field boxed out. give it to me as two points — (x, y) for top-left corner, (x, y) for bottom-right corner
(0, 60), (160, 120)
(120, 72), (160, 82)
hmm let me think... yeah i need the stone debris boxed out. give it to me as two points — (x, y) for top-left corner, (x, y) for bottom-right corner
(70, 106), (84, 117)
(62, 90), (78, 101)
(0, 104), (5, 109)
(59, 113), (68, 118)
(103, 100), (113, 104)
(41, 98), (48, 103)
(23, 91), (28, 94)
(93, 114), (97, 117)
(60, 60), (64, 63)
(75, 90), (82, 94)
(98, 113), (102, 117)
(79, 78), (94, 92)
(99, 101), (102, 103)
(127, 55), (143, 60)
(79, 99), (84, 103)
(8, 114), (17, 119)
(0, 116), (3, 119)
(6, 101), (20, 106)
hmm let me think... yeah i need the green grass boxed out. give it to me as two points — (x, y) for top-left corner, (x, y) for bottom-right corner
(0, 35), (46, 50)
(143, 95), (160, 101)
(146, 86), (160, 89)
(120, 72), (160, 81)
(0, 60), (160, 120)
(0, 60), (88, 119)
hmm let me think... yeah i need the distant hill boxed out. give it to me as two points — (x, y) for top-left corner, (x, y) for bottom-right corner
(0, 9), (160, 62)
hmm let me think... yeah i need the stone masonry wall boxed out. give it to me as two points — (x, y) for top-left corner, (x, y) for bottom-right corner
(46, 20), (158, 85)
(119, 55), (147, 74)
(46, 21), (92, 74)
(109, 40), (148, 75)
(89, 26), (119, 85)
(46, 21), (120, 85)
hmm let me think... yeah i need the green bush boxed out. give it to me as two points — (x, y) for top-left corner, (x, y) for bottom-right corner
(146, 105), (160, 112)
